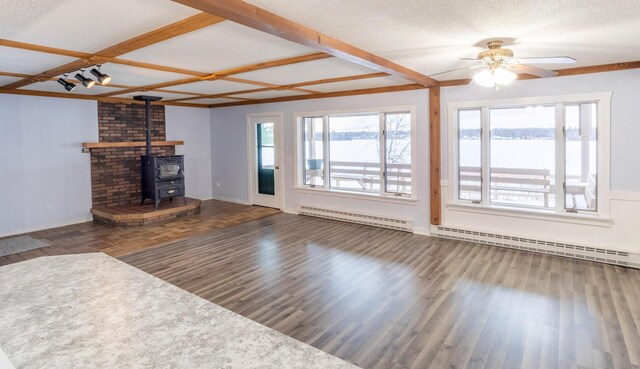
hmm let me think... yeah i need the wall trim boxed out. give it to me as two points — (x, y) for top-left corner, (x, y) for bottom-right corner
(413, 227), (431, 236)
(610, 191), (640, 202)
(0, 215), (93, 239)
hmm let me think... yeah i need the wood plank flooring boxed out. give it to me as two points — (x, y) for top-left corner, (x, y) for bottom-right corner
(120, 214), (640, 369)
(0, 199), (280, 265)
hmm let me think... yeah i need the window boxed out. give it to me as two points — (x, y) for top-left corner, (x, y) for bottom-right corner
(297, 107), (415, 199)
(450, 93), (610, 217)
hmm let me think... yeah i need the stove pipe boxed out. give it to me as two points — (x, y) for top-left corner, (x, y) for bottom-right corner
(133, 95), (163, 156)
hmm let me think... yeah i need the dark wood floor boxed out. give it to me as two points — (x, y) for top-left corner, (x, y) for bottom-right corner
(118, 213), (640, 369)
(0, 199), (280, 265)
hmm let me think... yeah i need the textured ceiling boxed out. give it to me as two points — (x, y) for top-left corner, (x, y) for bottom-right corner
(0, 47), (75, 75)
(2, 0), (639, 105)
(0, 0), (199, 51)
(120, 22), (315, 73)
(245, 0), (640, 78)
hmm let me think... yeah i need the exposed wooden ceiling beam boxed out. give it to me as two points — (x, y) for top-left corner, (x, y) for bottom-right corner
(98, 52), (331, 97)
(0, 88), (209, 108)
(208, 84), (427, 108)
(282, 72), (388, 89)
(168, 87), (273, 102)
(0, 39), (210, 77)
(173, 0), (438, 87)
(1, 13), (224, 89)
(0, 70), (212, 97)
(218, 76), (320, 94)
(168, 71), (388, 103)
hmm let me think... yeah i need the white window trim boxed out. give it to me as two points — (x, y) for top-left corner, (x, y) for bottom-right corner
(293, 105), (418, 201)
(447, 92), (612, 224)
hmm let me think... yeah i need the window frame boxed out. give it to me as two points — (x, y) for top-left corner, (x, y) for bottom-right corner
(447, 92), (612, 224)
(294, 105), (418, 202)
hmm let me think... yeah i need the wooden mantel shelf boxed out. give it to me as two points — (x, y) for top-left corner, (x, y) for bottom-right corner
(82, 141), (184, 149)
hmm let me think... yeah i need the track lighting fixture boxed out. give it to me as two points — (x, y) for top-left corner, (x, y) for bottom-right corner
(90, 65), (111, 85)
(75, 69), (96, 88)
(57, 74), (76, 92)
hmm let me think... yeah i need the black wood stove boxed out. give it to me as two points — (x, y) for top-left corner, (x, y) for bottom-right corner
(135, 95), (186, 210)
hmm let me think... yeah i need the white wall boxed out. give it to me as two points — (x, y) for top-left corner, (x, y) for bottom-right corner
(210, 89), (432, 232)
(0, 95), (97, 237)
(440, 69), (640, 253)
(0, 96), (212, 237)
(166, 106), (212, 200)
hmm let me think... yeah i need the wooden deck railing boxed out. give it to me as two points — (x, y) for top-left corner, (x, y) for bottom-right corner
(304, 161), (411, 193)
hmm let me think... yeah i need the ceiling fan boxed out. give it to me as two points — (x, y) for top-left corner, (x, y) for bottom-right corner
(433, 40), (576, 87)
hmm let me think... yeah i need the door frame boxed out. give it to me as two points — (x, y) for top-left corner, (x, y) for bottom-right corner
(246, 112), (284, 209)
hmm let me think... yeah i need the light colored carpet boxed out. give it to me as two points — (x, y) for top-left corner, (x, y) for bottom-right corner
(0, 236), (49, 258)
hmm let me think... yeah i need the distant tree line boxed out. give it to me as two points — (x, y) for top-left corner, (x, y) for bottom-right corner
(460, 127), (585, 140)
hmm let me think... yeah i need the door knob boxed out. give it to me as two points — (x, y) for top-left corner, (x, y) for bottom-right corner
(275, 166), (280, 170)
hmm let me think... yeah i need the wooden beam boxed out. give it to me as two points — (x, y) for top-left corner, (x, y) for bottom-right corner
(429, 87), (441, 225)
(0, 88), (209, 108)
(283, 72), (388, 89)
(97, 13), (223, 58)
(82, 141), (184, 149)
(218, 76), (320, 94)
(172, 0), (438, 87)
(1, 13), (224, 89)
(169, 72), (387, 102)
(0, 39), (211, 77)
(208, 83), (427, 108)
(98, 52), (331, 97)
(168, 87), (273, 102)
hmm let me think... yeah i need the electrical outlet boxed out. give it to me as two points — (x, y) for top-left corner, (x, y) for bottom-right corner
(45, 205), (52, 213)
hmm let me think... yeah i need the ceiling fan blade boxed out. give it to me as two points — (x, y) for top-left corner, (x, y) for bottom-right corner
(429, 66), (475, 77)
(510, 64), (558, 78)
(515, 56), (576, 64)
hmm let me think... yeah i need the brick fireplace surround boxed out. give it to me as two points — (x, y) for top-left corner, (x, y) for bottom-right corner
(91, 102), (173, 207)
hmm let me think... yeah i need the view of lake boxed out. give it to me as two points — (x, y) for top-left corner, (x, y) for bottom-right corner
(308, 139), (596, 177)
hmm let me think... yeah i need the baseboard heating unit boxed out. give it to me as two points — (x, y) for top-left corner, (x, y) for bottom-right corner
(298, 205), (412, 232)
(431, 225), (640, 269)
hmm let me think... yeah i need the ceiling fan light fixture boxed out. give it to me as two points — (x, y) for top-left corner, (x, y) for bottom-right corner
(472, 69), (495, 87)
(493, 67), (517, 85)
(90, 66), (111, 85)
(473, 67), (516, 88)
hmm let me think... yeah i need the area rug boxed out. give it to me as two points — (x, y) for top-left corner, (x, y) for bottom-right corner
(0, 253), (359, 369)
(0, 236), (49, 258)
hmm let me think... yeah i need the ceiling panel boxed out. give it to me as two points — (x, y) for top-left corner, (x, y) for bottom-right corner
(0, 76), (21, 86)
(170, 79), (258, 95)
(233, 57), (377, 86)
(0, 47), (76, 75)
(120, 21), (315, 73)
(2, 0), (199, 52)
(20, 81), (124, 95)
(112, 91), (197, 101)
(246, 0), (640, 79)
(98, 63), (192, 87)
(187, 98), (241, 105)
(226, 90), (307, 100)
(308, 76), (412, 93)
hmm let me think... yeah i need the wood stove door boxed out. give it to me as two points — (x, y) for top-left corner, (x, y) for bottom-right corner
(247, 113), (283, 209)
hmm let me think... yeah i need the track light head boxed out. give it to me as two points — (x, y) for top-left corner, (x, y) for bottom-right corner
(90, 66), (111, 85)
(75, 72), (96, 88)
(57, 76), (76, 92)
